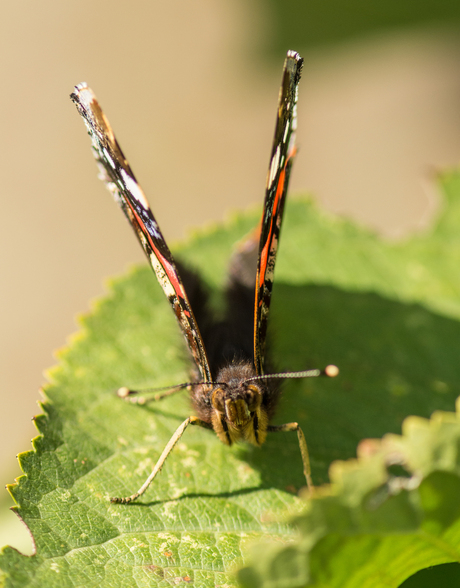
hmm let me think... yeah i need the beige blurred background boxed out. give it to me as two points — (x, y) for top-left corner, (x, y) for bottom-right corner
(1, 1), (460, 553)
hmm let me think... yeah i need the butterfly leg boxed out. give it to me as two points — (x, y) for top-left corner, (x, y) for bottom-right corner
(267, 422), (313, 492)
(110, 416), (213, 504)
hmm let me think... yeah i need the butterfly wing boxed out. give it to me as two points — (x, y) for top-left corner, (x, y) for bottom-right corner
(254, 51), (304, 375)
(71, 84), (212, 383)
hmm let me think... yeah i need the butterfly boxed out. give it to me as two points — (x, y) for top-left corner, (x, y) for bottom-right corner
(71, 50), (338, 504)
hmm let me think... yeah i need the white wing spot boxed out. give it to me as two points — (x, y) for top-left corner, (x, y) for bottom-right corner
(102, 148), (116, 169)
(283, 124), (289, 144)
(120, 169), (150, 209)
(268, 145), (281, 189)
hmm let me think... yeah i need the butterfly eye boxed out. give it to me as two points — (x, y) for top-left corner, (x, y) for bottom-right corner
(211, 388), (226, 412)
(245, 385), (263, 412)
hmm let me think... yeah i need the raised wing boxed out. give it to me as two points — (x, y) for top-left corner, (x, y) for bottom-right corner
(254, 51), (304, 375)
(71, 84), (212, 383)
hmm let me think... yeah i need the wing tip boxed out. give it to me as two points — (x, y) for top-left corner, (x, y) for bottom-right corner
(70, 82), (95, 108)
(286, 50), (304, 75)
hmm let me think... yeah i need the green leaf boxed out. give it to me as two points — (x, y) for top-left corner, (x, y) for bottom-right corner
(265, 0), (460, 54)
(2, 170), (460, 586)
(238, 406), (460, 588)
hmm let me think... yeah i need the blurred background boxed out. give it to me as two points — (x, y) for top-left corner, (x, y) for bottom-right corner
(1, 0), (460, 556)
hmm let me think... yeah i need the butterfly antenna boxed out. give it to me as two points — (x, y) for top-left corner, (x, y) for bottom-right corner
(117, 382), (192, 404)
(245, 364), (339, 384)
(117, 380), (227, 404)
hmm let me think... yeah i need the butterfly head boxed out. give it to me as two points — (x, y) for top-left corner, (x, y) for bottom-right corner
(208, 361), (269, 447)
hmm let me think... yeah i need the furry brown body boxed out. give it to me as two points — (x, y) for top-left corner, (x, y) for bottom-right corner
(180, 262), (279, 448)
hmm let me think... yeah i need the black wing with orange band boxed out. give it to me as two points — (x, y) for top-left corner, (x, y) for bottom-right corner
(254, 51), (304, 375)
(70, 84), (212, 384)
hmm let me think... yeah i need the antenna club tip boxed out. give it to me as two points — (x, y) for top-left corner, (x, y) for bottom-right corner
(324, 365), (339, 378)
(117, 386), (130, 398)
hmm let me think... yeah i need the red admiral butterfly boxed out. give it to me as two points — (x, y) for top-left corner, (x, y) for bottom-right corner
(71, 50), (338, 503)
